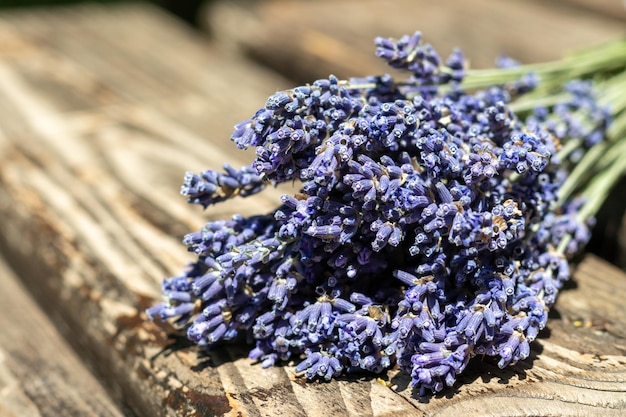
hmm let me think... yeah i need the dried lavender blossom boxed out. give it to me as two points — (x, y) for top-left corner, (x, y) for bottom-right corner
(148, 31), (611, 395)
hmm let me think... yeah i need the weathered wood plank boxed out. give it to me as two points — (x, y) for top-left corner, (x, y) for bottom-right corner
(0, 3), (624, 417)
(554, 0), (626, 21)
(0, 4), (289, 417)
(203, 0), (626, 84)
(0, 257), (126, 417)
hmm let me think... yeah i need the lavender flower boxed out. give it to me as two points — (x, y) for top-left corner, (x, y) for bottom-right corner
(182, 165), (265, 207)
(147, 30), (613, 396)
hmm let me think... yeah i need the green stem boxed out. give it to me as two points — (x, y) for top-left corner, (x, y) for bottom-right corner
(549, 65), (626, 205)
(578, 144), (626, 221)
(557, 141), (608, 205)
(555, 132), (626, 256)
(462, 38), (626, 91)
(509, 93), (570, 113)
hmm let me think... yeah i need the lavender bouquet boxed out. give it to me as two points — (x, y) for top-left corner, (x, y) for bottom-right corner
(147, 32), (626, 395)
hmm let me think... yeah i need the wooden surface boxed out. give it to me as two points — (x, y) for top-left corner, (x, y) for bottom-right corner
(0, 257), (126, 417)
(0, 1), (624, 416)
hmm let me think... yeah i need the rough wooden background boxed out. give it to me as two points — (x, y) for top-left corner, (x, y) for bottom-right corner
(0, 1), (624, 416)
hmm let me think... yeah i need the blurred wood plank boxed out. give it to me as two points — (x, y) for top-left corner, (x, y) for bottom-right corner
(0, 257), (126, 417)
(555, 0), (626, 21)
(0, 4), (291, 417)
(203, 0), (626, 83)
(0, 3), (624, 417)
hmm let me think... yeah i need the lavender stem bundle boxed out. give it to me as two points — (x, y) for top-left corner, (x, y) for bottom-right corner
(147, 32), (626, 395)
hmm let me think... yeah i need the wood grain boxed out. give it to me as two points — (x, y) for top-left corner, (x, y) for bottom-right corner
(0, 2), (624, 416)
(554, 0), (626, 21)
(0, 257), (126, 417)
